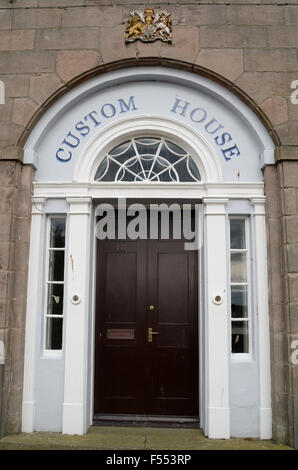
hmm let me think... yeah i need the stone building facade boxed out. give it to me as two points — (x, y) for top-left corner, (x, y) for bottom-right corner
(0, 0), (297, 449)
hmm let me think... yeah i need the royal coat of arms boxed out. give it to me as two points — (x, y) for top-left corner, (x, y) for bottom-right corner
(125, 8), (172, 43)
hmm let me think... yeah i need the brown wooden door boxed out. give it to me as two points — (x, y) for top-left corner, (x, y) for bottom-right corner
(94, 232), (199, 419)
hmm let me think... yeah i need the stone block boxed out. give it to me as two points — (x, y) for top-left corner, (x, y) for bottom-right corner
(0, 215), (13, 243)
(0, 52), (56, 74)
(37, 28), (99, 50)
(0, 188), (15, 215)
(196, 49), (243, 82)
(19, 164), (34, 191)
(244, 49), (298, 72)
(282, 162), (298, 188)
(160, 26), (199, 63)
(260, 96), (288, 126)
(286, 216), (298, 243)
(271, 72), (298, 97)
(0, 75), (29, 98)
(0, 300), (9, 329)
(264, 165), (281, 217)
(235, 72), (271, 104)
(268, 27), (298, 48)
(285, 6), (298, 25)
(0, 272), (9, 299)
(0, 242), (11, 271)
(276, 147), (298, 161)
(136, 40), (161, 59)
(288, 274), (298, 302)
(38, 0), (85, 5)
(227, 5), (284, 25)
(289, 303), (298, 333)
(13, 8), (62, 29)
(12, 98), (39, 127)
(14, 189), (31, 218)
(287, 244), (298, 273)
(267, 217), (282, 246)
(179, 5), (226, 25)
(272, 333), (290, 363)
(0, 10), (12, 30)
(200, 25), (267, 49)
(0, 124), (23, 148)
(272, 362), (290, 394)
(61, 6), (122, 27)
(11, 299), (27, 330)
(0, 31), (35, 52)
(282, 189), (297, 216)
(288, 102), (298, 121)
(29, 74), (63, 105)
(270, 303), (286, 334)
(276, 122), (298, 146)
(99, 25), (137, 64)
(56, 50), (101, 83)
(0, 99), (12, 123)
(0, 162), (19, 187)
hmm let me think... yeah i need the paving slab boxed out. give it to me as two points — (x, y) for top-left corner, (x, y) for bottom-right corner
(0, 426), (293, 451)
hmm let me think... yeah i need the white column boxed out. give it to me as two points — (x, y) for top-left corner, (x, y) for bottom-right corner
(204, 198), (230, 439)
(62, 197), (91, 435)
(22, 197), (46, 433)
(251, 197), (272, 439)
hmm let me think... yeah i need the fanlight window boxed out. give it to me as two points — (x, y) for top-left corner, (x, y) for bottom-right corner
(94, 137), (201, 183)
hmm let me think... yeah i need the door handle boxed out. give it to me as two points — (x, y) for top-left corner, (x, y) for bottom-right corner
(148, 327), (159, 343)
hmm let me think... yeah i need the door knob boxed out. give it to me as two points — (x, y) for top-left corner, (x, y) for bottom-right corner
(148, 327), (159, 343)
(149, 305), (154, 310)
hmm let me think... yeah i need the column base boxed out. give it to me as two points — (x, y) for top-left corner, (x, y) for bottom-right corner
(208, 407), (230, 439)
(62, 402), (86, 435)
(22, 401), (35, 433)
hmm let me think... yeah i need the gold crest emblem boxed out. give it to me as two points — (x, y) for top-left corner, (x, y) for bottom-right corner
(125, 8), (172, 43)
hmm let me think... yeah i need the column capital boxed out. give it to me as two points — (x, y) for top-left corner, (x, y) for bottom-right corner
(250, 197), (266, 215)
(203, 197), (229, 204)
(66, 197), (92, 215)
(203, 197), (229, 216)
(31, 197), (47, 215)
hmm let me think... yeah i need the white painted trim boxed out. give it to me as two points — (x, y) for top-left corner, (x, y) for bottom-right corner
(250, 197), (272, 439)
(62, 197), (92, 435)
(22, 197), (47, 433)
(32, 181), (265, 201)
(23, 67), (275, 169)
(203, 198), (230, 439)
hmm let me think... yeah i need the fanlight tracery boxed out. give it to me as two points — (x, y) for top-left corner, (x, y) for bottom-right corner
(94, 137), (201, 183)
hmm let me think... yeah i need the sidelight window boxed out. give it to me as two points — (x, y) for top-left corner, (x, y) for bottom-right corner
(44, 217), (66, 351)
(94, 137), (201, 183)
(229, 217), (250, 355)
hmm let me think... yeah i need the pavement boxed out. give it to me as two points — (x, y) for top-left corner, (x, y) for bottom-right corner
(0, 426), (293, 450)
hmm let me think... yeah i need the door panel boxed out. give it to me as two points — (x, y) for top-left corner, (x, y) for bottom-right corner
(94, 232), (199, 419)
(94, 240), (147, 414)
(148, 240), (198, 416)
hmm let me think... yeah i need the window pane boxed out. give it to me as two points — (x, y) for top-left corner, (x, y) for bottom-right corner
(230, 219), (246, 249)
(46, 317), (63, 350)
(48, 250), (65, 282)
(94, 137), (201, 182)
(231, 285), (248, 318)
(47, 284), (64, 316)
(231, 321), (249, 353)
(50, 218), (66, 248)
(231, 252), (247, 283)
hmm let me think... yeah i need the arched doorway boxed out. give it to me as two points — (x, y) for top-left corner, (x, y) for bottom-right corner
(21, 66), (274, 439)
